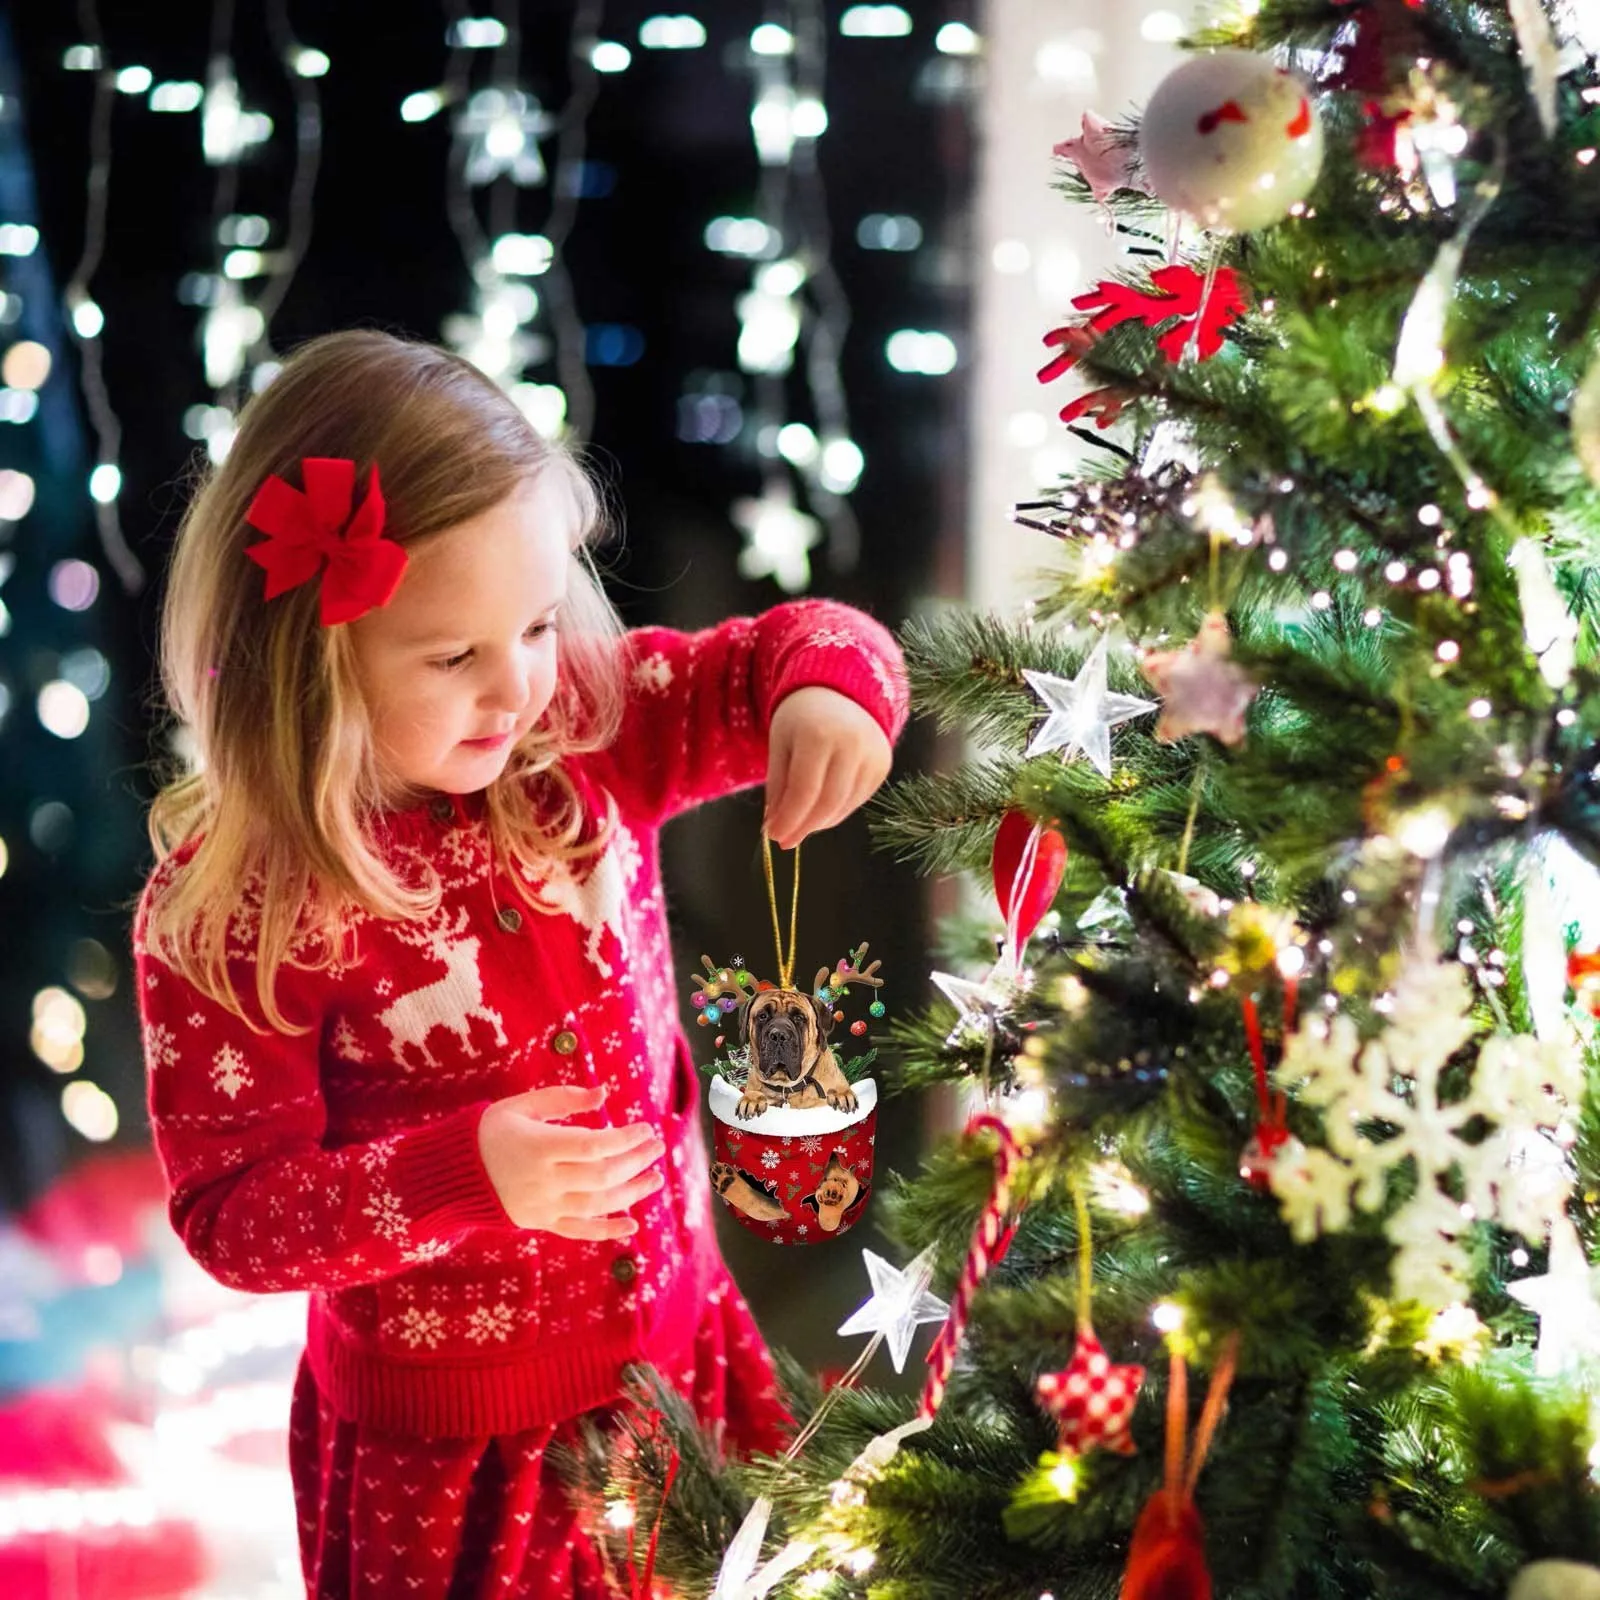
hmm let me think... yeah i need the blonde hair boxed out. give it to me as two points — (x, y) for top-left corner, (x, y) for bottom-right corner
(144, 330), (626, 1033)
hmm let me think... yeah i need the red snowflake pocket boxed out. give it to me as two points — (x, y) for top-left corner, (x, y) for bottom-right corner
(708, 1077), (877, 1245)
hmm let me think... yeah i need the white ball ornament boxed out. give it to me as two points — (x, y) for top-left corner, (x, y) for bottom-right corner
(1139, 50), (1324, 231)
(1508, 1561), (1600, 1600)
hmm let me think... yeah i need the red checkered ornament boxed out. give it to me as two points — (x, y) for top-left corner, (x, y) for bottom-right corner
(1036, 1327), (1144, 1457)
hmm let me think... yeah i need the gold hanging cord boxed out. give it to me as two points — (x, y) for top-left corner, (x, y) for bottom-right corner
(761, 833), (802, 991)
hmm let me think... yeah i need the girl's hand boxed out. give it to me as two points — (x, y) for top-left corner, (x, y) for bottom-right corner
(765, 686), (893, 850)
(477, 1086), (665, 1240)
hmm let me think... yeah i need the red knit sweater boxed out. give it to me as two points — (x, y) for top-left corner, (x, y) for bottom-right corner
(135, 600), (908, 1438)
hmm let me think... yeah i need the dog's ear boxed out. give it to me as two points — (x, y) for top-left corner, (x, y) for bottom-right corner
(736, 993), (755, 1044)
(809, 992), (835, 1038)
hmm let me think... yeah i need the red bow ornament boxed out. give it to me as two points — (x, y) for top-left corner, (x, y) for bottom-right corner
(244, 457), (406, 626)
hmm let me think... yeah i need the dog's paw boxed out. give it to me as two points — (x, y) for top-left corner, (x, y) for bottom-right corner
(736, 1091), (770, 1120)
(826, 1086), (859, 1114)
(709, 1161), (738, 1195)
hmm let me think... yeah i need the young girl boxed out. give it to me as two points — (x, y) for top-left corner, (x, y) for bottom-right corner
(134, 330), (909, 1598)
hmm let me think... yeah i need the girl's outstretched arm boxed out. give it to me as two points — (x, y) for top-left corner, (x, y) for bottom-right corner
(602, 597), (909, 826)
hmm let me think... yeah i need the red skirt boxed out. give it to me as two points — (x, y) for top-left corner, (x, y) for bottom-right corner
(289, 1271), (789, 1599)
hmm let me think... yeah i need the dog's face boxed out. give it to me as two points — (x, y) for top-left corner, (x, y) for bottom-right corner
(814, 1152), (856, 1208)
(741, 988), (831, 1089)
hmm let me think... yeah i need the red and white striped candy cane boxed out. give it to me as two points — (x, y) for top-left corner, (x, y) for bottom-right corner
(917, 1113), (1025, 1421)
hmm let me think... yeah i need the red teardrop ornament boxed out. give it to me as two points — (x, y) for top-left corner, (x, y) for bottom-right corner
(1120, 1488), (1211, 1600)
(991, 811), (1068, 949)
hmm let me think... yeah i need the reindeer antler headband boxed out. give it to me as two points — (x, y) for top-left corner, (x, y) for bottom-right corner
(688, 836), (885, 1034)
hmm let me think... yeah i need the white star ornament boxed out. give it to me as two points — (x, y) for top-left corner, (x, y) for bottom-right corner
(1022, 635), (1158, 778)
(837, 1244), (950, 1373)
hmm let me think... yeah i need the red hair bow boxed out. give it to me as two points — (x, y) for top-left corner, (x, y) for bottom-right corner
(244, 457), (407, 626)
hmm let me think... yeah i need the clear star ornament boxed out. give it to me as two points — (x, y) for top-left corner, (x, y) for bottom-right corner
(836, 1244), (951, 1373)
(1022, 634), (1158, 778)
(931, 968), (1024, 1051)
(1508, 1216), (1600, 1378)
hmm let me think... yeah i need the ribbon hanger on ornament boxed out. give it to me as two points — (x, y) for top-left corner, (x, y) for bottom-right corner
(761, 832), (801, 991)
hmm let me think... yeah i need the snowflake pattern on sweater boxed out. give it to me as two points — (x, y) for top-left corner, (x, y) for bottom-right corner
(135, 600), (908, 1438)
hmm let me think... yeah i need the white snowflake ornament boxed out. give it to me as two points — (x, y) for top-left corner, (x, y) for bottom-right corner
(1269, 955), (1584, 1307)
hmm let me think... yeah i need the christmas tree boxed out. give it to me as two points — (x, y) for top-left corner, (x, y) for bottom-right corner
(559, 4), (1600, 1597)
